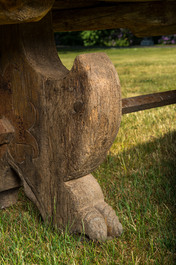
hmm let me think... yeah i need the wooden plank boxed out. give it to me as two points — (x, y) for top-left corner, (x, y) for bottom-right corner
(53, 0), (175, 10)
(52, 2), (176, 36)
(98, 0), (174, 2)
(0, 0), (54, 25)
(53, 1), (98, 10)
(53, 0), (164, 11)
(122, 90), (176, 115)
(0, 0), (175, 37)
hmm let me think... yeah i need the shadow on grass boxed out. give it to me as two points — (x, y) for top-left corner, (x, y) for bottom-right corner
(101, 130), (176, 189)
(16, 131), (175, 238)
(95, 130), (176, 253)
(1, 130), (175, 264)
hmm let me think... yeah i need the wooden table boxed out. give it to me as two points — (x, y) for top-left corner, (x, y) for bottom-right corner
(0, 0), (176, 241)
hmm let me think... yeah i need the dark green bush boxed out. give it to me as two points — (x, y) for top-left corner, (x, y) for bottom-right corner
(81, 29), (134, 47)
(54, 31), (83, 46)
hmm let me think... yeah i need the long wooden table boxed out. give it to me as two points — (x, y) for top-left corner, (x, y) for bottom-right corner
(0, 0), (175, 241)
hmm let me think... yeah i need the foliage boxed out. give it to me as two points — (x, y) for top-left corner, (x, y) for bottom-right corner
(55, 31), (176, 47)
(80, 30), (106, 46)
(81, 29), (134, 47)
(1, 47), (176, 264)
(158, 35), (176, 45)
(55, 29), (136, 47)
(104, 29), (134, 47)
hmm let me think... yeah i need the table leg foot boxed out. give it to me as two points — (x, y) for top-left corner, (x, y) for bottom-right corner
(61, 174), (122, 241)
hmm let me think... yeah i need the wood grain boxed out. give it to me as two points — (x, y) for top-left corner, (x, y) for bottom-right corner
(52, 1), (176, 36)
(0, 167), (21, 192)
(0, 13), (122, 240)
(53, 0), (175, 10)
(0, 0), (54, 25)
(122, 90), (176, 114)
(0, 1), (176, 36)
(98, 0), (173, 2)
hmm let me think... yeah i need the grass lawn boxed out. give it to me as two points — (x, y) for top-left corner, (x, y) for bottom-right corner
(0, 47), (176, 264)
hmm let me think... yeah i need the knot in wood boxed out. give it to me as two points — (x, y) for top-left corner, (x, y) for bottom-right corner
(73, 101), (84, 113)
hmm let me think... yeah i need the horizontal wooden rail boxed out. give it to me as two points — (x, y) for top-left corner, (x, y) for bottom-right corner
(122, 90), (176, 115)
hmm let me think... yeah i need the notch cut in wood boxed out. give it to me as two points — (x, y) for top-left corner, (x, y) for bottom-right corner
(0, 118), (15, 145)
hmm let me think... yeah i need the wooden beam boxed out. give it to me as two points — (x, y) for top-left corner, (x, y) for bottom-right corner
(52, 2), (176, 36)
(122, 90), (176, 114)
(0, 0), (54, 25)
(52, 0), (165, 11)
(98, 0), (174, 2)
(53, 1), (98, 10)
(53, 0), (175, 10)
(0, 1), (176, 36)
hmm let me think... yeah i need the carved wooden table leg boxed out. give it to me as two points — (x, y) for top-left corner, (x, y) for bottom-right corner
(0, 13), (122, 240)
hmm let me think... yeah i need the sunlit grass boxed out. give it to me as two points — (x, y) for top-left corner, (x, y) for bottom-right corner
(59, 47), (176, 97)
(0, 47), (176, 264)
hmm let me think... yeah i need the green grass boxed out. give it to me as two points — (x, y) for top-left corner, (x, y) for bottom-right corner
(1, 47), (176, 264)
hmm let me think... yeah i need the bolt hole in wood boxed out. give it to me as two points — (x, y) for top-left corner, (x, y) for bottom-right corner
(73, 101), (84, 113)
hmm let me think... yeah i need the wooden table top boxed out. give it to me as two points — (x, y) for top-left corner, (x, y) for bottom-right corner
(0, 0), (176, 36)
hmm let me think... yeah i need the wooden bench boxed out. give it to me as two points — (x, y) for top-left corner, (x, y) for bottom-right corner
(0, 0), (176, 241)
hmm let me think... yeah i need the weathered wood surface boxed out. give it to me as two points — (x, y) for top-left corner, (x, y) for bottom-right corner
(0, 117), (21, 207)
(122, 90), (176, 115)
(0, 163), (21, 209)
(0, 1), (176, 36)
(0, 0), (175, 241)
(0, 118), (15, 145)
(0, 0), (54, 25)
(53, 0), (175, 10)
(52, 1), (176, 36)
(0, 188), (19, 209)
(99, 0), (175, 2)
(0, 165), (21, 192)
(0, 13), (122, 240)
